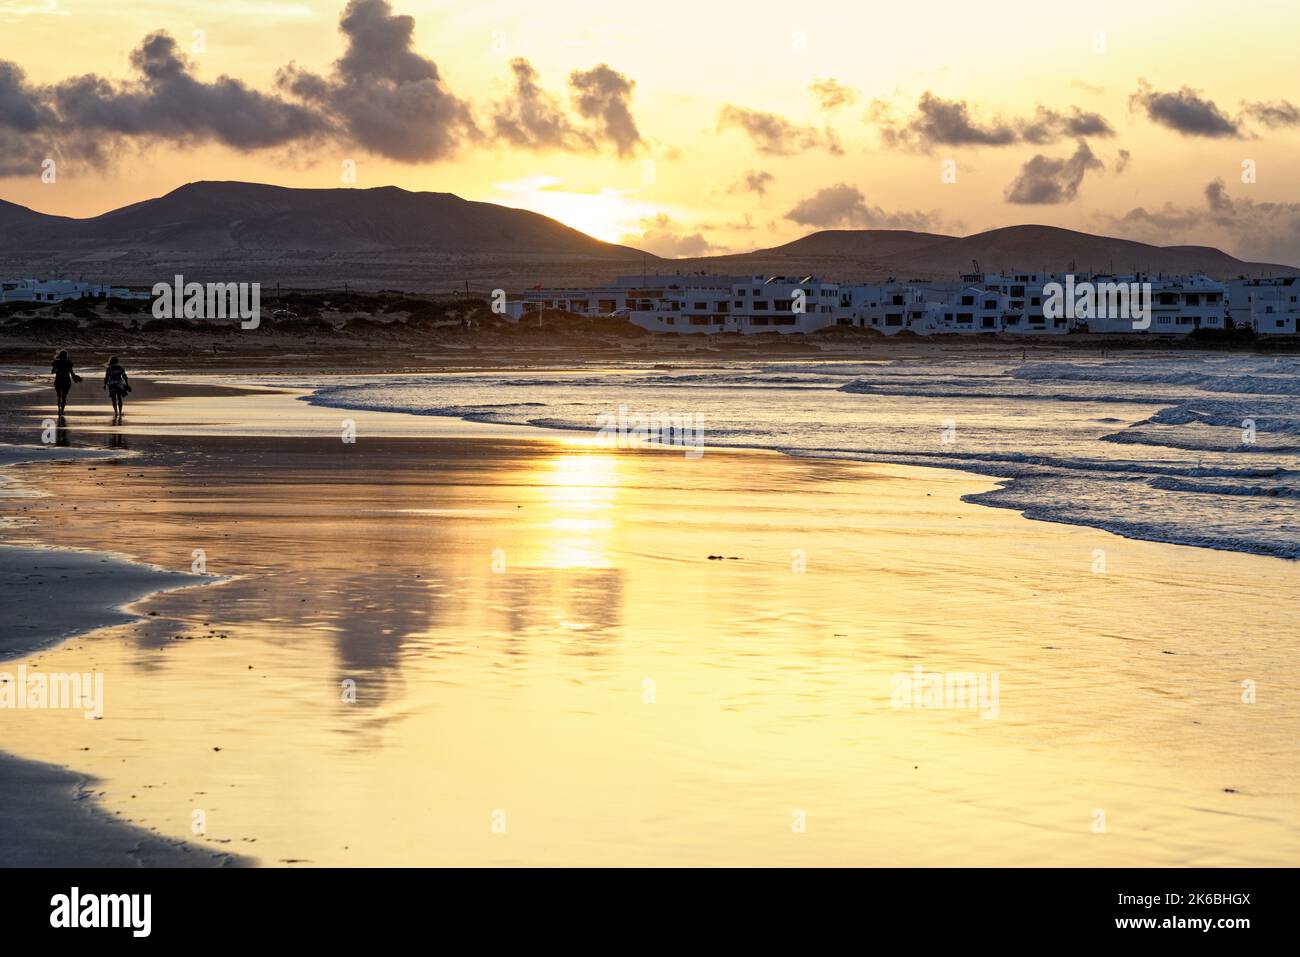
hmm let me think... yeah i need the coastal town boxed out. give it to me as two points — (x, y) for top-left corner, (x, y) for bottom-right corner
(505, 271), (1300, 336)
(4, 270), (1300, 337)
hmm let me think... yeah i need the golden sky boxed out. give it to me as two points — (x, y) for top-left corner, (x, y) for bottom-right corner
(3, 0), (1299, 263)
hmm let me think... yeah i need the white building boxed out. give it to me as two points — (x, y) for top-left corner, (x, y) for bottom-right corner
(500, 270), (1294, 337)
(1227, 277), (1300, 334)
(502, 275), (746, 322)
(843, 275), (1066, 335)
(0, 278), (148, 303)
(973, 272), (1067, 335)
(1082, 275), (1226, 334)
(843, 282), (945, 334)
(629, 276), (843, 335)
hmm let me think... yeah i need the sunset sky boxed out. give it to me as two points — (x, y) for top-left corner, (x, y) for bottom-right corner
(3, 0), (1299, 263)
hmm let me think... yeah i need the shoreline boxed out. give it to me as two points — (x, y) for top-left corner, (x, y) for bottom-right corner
(0, 439), (216, 661)
(0, 372), (1297, 865)
(0, 543), (212, 661)
(0, 753), (250, 867)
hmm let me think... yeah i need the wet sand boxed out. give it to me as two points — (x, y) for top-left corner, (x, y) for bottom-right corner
(0, 374), (1297, 866)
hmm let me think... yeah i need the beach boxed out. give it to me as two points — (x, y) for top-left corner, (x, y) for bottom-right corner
(0, 372), (1297, 866)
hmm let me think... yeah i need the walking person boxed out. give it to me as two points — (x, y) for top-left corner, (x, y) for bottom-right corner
(51, 350), (81, 417)
(103, 356), (131, 420)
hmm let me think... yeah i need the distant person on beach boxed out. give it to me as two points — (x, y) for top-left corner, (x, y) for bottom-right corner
(51, 350), (81, 416)
(103, 356), (131, 419)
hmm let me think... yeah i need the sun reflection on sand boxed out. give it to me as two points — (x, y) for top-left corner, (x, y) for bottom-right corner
(534, 452), (619, 570)
(2, 387), (1299, 866)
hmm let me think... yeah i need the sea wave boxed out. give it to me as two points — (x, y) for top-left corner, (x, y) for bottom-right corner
(300, 357), (1300, 560)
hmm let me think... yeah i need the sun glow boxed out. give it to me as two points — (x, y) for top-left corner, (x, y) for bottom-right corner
(493, 175), (658, 245)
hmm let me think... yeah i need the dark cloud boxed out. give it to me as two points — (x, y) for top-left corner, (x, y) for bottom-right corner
(1129, 80), (1240, 137)
(1242, 99), (1300, 129)
(717, 104), (843, 155)
(0, 0), (649, 173)
(875, 93), (1112, 150)
(1019, 106), (1114, 143)
(784, 183), (934, 229)
(0, 61), (59, 175)
(0, 61), (53, 133)
(490, 58), (643, 156)
(878, 92), (1017, 148)
(810, 77), (856, 111)
(53, 32), (326, 150)
(1004, 140), (1102, 204)
(569, 64), (642, 157)
(0, 31), (324, 174)
(1115, 148), (1131, 174)
(491, 58), (593, 152)
(276, 0), (478, 162)
(1098, 179), (1300, 265)
(729, 170), (774, 197)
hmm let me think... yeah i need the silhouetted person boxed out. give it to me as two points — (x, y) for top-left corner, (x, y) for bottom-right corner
(51, 350), (81, 417)
(104, 356), (130, 419)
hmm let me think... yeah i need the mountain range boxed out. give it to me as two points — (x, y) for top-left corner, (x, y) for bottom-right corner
(0, 181), (1292, 291)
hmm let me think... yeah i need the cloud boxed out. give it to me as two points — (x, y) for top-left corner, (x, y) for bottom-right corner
(2, 30), (325, 172)
(1242, 99), (1300, 129)
(1115, 148), (1131, 174)
(1004, 140), (1102, 204)
(729, 170), (774, 197)
(810, 77), (857, 111)
(53, 32), (327, 150)
(1129, 80), (1240, 137)
(491, 58), (593, 152)
(1099, 179), (1300, 265)
(0, 60), (53, 133)
(784, 183), (935, 229)
(275, 0), (478, 162)
(622, 213), (716, 257)
(875, 93), (1113, 150)
(491, 59), (643, 156)
(717, 104), (843, 155)
(1019, 106), (1114, 143)
(877, 92), (1017, 148)
(0, 61), (59, 174)
(568, 64), (642, 156)
(1, 0), (652, 173)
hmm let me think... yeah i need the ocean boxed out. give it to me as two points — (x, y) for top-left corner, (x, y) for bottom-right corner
(302, 354), (1300, 559)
